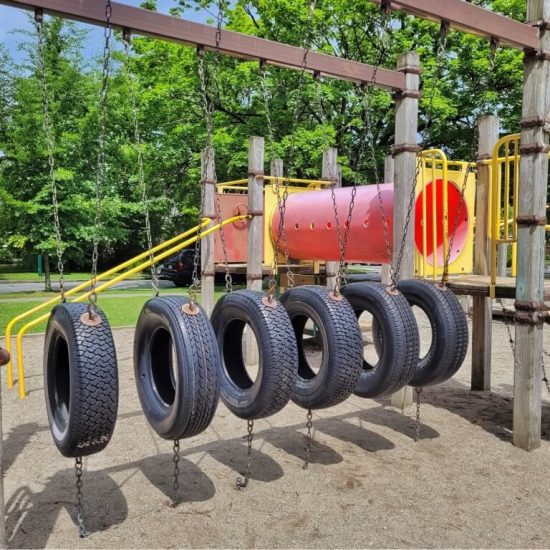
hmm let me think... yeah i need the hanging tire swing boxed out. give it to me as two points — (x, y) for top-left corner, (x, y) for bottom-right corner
(134, 296), (221, 439)
(44, 304), (118, 457)
(210, 290), (298, 420)
(280, 286), (363, 409)
(397, 279), (469, 387)
(341, 282), (419, 398)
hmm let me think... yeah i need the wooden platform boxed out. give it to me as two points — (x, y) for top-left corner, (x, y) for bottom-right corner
(446, 274), (550, 300)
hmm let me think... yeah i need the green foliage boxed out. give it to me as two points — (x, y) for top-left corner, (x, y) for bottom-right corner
(0, 1), (525, 267)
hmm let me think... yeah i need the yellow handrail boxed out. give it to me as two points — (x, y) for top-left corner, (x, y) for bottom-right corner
(217, 175), (333, 189)
(13, 215), (249, 399)
(3, 219), (211, 388)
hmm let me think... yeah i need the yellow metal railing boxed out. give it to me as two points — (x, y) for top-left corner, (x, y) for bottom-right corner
(3, 219), (211, 389)
(488, 134), (550, 297)
(8, 215), (248, 399)
(217, 175), (332, 193)
(418, 150), (449, 280)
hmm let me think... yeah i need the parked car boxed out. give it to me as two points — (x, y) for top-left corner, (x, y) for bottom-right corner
(158, 249), (198, 287)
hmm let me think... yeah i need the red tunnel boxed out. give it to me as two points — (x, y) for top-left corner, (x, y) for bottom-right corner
(270, 181), (469, 265)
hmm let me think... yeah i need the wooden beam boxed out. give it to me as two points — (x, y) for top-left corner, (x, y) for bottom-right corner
(370, 0), (539, 50)
(0, 0), (405, 90)
(512, 0), (549, 451)
(471, 115), (499, 392)
(390, 52), (420, 411)
(200, 147), (216, 317)
(322, 148), (340, 291)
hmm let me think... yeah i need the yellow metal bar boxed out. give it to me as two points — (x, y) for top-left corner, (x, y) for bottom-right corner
(511, 242), (517, 277)
(441, 154), (449, 283)
(14, 215), (248, 399)
(421, 156), (428, 278)
(3, 219), (210, 389)
(431, 156), (438, 280)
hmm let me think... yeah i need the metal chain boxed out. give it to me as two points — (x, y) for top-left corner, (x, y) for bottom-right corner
(171, 439), (181, 507)
(414, 388), (422, 442)
(441, 38), (499, 285)
(235, 419), (254, 490)
(271, 0), (318, 294)
(89, 0), (113, 318)
(391, 21), (450, 287)
(74, 456), (88, 538)
(302, 409), (313, 470)
(123, 31), (159, 297)
(35, 10), (66, 301)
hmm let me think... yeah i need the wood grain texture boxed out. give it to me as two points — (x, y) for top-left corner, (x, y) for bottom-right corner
(201, 147), (216, 317)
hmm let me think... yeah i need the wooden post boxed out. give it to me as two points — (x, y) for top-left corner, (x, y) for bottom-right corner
(498, 243), (508, 276)
(390, 52), (420, 410)
(201, 147), (216, 316)
(381, 155), (394, 285)
(323, 148), (340, 290)
(513, 0), (549, 451)
(471, 116), (499, 391)
(245, 137), (265, 365)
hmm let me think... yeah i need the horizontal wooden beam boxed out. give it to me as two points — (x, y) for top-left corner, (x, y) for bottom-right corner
(371, 0), (539, 51)
(0, 0), (406, 90)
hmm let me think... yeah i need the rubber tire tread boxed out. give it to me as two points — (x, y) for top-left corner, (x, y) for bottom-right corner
(43, 303), (118, 458)
(280, 285), (363, 409)
(134, 296), (220, 440)
(397, 279), (463, 387)
(439, 286), (469, 379)
(342, 283), (419, 398)
(210, 290), (297, 420)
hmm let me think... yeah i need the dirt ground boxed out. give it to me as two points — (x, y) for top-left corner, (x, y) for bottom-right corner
(3, 308), (550, 549)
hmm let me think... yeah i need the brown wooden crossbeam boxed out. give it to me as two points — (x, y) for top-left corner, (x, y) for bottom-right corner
(0, 0), (406, 90)
(370, 0), (539, 51)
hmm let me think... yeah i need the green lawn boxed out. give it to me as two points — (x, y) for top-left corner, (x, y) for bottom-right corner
(0, 288), (230, 336)
(0, 264), (145, 282)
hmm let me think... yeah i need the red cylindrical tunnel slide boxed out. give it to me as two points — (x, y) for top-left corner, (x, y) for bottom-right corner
(270, 181), (469, 265)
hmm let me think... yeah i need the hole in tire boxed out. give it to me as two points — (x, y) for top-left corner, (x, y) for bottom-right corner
(411, 305), (433, 360)
(291, 314), (326, 379)
(50, 334), (71, 433)
(223, 319), (259, 389)
(357, 310), (381, 369)
(150, 327), (177, 406)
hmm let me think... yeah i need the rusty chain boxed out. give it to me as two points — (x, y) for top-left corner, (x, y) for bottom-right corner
(235, 419), (254, 490)
(123, 31), (159, 296)
(35, 10), (66, 301)
(75, 456), (88, 538)
(88, 0), (113, 318)
(171, 439), (181, 507)
(302, 409), (313, 469)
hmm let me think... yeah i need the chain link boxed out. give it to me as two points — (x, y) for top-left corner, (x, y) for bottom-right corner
(123, 31), (159, 297)
(236, 419), (254, 489)
(74, 456), (88, 538)
(35, 10), (66, 301)
(414, 387), (422, 442)
(302, 409), (313, 470)
(89, 0), (113, 318)
(171, 439), (181, 507)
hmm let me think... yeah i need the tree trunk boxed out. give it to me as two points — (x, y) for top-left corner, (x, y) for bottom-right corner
(44, 253), (52, 292)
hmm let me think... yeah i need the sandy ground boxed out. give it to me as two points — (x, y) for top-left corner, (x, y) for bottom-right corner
(3, 307), (550, 549)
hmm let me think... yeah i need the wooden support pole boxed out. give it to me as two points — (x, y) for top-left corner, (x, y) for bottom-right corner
(390, 52), (420, 410)
(498, 244), (508, 276)
(513, 0), (550, 451)
(471, 116), (499, 391)
(381, 155), (394, 285)
(323, 148), (340, 290)
(0, 375), (5, 549)
(246, 137), (265, 365)
(201, 147), (216, 316)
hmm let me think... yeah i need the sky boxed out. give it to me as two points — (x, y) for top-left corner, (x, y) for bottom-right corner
(0, 1), (213, 63)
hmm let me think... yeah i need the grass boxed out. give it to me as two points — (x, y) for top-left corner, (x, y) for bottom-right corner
(0, 288), (231, 336)
(0, 264), (144, 282)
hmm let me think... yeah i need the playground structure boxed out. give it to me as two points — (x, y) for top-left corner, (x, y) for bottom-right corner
(0, 0), (548, 545)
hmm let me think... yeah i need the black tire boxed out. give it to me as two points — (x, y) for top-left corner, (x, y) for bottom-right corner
(397, 279), (467, 386)
(43, 303), (118, 458)
(342, 283), (419, 398)
(280, 285), (363, 409)
(210, 290), (297, 420)
(438, 284), (469, 379)
(134, 296), (220, 440)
